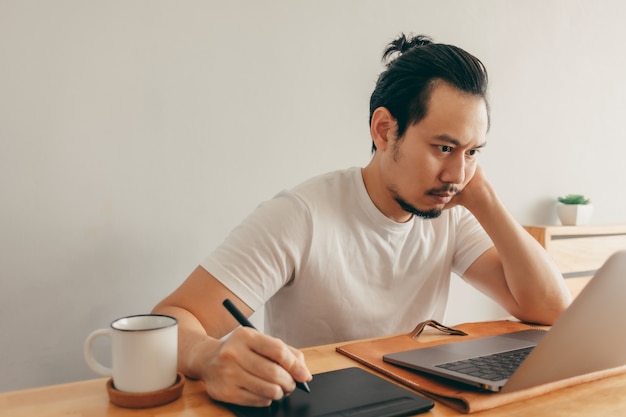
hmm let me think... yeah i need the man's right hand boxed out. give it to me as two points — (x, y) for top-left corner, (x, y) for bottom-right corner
(194, 326), (312, 407)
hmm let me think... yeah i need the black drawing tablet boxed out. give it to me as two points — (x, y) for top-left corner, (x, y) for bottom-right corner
(224, 367), (434, 417)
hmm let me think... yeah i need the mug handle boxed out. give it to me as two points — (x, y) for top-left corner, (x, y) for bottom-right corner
(84, 328), (113, 376)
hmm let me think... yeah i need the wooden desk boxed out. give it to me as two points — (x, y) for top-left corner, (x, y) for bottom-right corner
(3, 340), (626, 417)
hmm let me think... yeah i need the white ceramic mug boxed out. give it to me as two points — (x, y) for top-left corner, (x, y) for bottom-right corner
(84, 314), (178, 393)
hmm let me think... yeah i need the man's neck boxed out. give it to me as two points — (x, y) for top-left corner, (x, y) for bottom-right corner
(360, 164), (413, 223)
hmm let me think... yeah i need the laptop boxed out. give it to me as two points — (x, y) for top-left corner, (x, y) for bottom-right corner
(223, 367), (434, 417)
(383, 250), (626, 393)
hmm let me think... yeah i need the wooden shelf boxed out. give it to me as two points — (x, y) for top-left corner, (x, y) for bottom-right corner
(524, 224), (626, 298)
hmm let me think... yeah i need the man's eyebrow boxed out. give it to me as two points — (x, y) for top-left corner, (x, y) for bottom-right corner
(435, 134), (487, 148)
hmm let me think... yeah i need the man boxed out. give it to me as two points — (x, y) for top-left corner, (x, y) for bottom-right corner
(153, 33), (571, 407)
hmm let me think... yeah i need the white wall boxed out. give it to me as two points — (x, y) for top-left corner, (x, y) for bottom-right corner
(2, 0), (625, 392)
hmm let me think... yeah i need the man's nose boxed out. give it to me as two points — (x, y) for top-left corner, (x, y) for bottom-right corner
(440, 155), (465, 185)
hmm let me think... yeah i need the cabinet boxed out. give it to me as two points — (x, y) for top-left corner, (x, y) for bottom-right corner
(524, 224), (626, 298)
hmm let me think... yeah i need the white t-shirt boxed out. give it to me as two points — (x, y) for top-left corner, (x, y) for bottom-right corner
(202, 167), (493, 347)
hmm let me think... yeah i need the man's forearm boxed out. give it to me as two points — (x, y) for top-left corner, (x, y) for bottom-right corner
(467, 188), (571, 324)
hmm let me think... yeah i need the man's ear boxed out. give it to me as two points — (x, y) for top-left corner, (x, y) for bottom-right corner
(370, 107), (397, 151)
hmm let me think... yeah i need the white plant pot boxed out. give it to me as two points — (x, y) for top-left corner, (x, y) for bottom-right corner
(557, 203), (593, 226)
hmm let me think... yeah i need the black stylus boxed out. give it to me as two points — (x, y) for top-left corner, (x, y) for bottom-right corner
(222, 298), (311, 393)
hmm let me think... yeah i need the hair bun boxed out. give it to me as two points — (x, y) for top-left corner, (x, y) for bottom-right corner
(382, 33), (433, 62)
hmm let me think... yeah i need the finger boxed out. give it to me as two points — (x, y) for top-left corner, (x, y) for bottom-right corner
(234, 329), (311, 394)
(253, 336), (312, 386)
(241, 332), (301, 393)
(205, 368), (278, 407)
(286, 346), (313, 383)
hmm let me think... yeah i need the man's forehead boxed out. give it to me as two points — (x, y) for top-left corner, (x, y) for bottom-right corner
(434, 133), (487, 148)
(424, 82), (490, 130)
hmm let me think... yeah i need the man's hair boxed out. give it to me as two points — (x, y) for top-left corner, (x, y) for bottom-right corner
(369, 33), (490, 152)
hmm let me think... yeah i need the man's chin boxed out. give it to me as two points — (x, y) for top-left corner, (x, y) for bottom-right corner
(414, 209), (443, 219)
(395, 198), (443, 219)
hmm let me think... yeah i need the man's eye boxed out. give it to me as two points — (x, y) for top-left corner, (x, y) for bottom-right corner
(466, 149), (480, 157)
(438, 145), (453, 153)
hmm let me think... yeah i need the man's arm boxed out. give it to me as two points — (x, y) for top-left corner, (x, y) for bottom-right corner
(452, 167), (572, 325)
(152, 266), (312, 406)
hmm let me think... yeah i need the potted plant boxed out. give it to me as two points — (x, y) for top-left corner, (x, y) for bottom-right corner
(557, 194), (593, 226)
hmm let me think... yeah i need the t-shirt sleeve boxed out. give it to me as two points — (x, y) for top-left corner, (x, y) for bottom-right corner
(200, 190), (312, 312)
(451, 207), (494, 276)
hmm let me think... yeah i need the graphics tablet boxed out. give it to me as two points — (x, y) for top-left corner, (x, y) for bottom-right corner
(223, 367), (434, 417)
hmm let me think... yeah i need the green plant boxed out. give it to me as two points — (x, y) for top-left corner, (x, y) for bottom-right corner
(558, 194), (591, 205)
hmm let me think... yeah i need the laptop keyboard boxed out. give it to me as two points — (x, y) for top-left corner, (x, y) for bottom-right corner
(435, 346), (534, 381)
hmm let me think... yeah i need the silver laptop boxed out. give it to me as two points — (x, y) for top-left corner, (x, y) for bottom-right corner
(383, 250), (626, 393)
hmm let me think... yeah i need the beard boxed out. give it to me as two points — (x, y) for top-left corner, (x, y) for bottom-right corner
(390, 184), (460, 220)
(394, 196), (442, 219)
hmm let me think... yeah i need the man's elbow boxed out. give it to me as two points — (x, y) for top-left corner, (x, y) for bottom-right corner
(515, 295), (572, 326)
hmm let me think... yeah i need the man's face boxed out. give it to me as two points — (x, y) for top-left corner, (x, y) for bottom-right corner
(379, 82), (489, 221)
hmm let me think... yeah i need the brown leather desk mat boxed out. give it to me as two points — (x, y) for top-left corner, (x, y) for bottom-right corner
(336, 320), (626, 413)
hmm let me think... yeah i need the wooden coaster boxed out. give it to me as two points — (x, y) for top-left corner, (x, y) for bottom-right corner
(106, 372), (185, 408)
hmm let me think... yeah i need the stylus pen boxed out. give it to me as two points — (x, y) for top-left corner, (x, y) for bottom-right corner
(222, 298), (311, 393)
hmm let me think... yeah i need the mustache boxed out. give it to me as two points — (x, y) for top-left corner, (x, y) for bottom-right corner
(427, 185), (461, 195)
